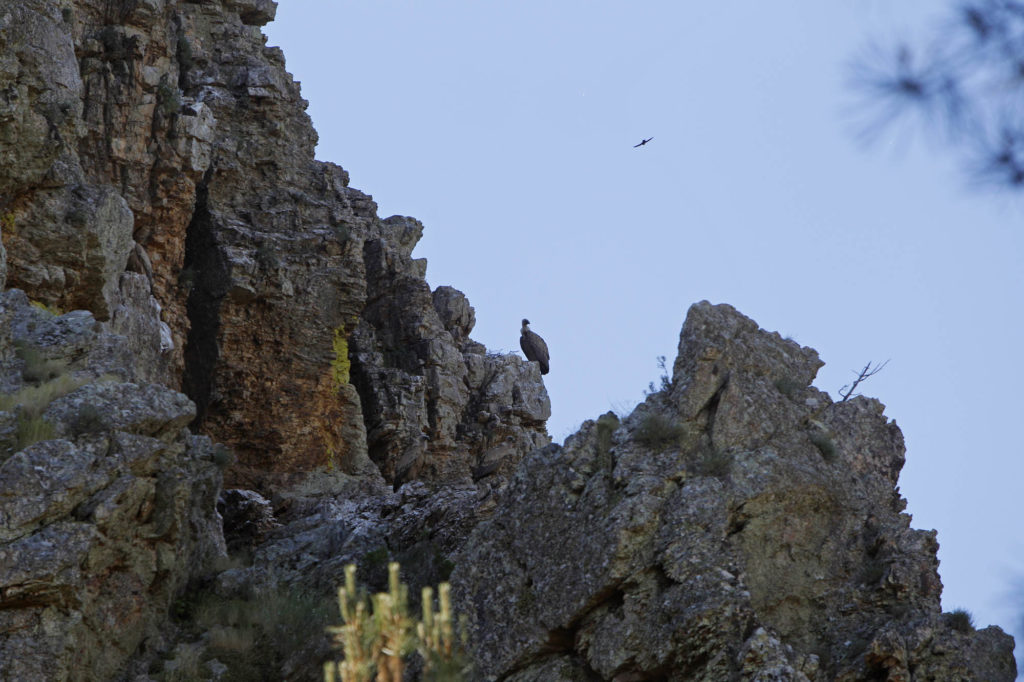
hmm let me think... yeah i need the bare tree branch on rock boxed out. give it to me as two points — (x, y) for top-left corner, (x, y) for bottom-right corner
(839, 359), (890, 402)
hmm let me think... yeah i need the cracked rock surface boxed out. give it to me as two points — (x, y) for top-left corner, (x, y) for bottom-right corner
(455, 302), (1016, 681)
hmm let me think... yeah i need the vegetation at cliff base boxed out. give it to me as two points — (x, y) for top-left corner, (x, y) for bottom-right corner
(324, 562), (470, 682)
(167, 583), (332, 682)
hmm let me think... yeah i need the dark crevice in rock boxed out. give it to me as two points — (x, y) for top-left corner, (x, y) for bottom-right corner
(727, 503), (749, 536)
(180, 172), (223, 429)
(347, 356), (389, 479)
(541, 626), (577, 655)
(699, 372), (728, 439)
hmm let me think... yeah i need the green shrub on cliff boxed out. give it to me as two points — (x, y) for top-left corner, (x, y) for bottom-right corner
(635, 412), (686, 452)
(947, 608), (975, 633)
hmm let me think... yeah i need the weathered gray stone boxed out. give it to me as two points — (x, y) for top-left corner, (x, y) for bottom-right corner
(350, 222), (549, 488)
(218, 488), (277, 556)
(108, 272), (174, 384)
(0, 439), (106, 542)
(454, 303), (1016, 681)
(0, 0), (82, 198)
(224, 0), (278, 26)
(0, 0), (1013, 677)
(46, 381), (195, 442)
(432, 285), (476, 344)
(0, 288), (225, 682)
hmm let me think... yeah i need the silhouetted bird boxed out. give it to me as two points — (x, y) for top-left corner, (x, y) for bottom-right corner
(519, 319), (550, 375)
(633, 137), (653, 148)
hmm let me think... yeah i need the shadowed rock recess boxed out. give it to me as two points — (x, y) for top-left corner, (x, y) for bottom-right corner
(0, 1), (1015, 680)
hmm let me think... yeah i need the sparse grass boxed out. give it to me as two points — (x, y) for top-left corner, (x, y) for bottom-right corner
(809, 431), (838, 462)
(695, 445), (733, 479)
(594, 412), (619, 469)
(644, 355), (673, 397)
(184, 584), (333, 681)
(0, 373), (88, 415)
(436, 554), (455, 583)
(634, 412), (686, 452)
(14, 415), (56, 451)
(14, 341), (66, 384)
(332, 329), (351, 386)
(773, 376), (803, 399)
(0, 372), (89, 456)
(159, 644), (205, 682)
(363, 546), (390, 569)
(157, 77), (181, 117)
(946, 608), (975, 633)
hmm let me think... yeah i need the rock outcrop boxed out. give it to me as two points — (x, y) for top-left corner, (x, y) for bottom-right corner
(0, 290), (225, 682)
(1, 0), (549, 492)
(456, 302), (1017, 681)
(0, 0), (1015, 679)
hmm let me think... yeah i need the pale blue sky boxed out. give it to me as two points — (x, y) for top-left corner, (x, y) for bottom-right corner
(265, 1), (1024, 656)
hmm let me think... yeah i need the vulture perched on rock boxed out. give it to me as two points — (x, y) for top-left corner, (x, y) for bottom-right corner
(519, 319), (549, 375)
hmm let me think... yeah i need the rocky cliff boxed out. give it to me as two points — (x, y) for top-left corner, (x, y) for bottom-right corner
(457, 302), (1016, 680)
(1, 0), (549, 493)
(0, 288), (225, 681)
(0, 1), (1016, 680)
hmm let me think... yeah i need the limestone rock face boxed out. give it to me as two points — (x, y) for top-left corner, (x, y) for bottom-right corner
(1, 0), (550, 491)
(455, 302), (1016, 681)
(350, 215), (551, 489)
(0, 291), (225, 682)
(1, 0), (1012, 678)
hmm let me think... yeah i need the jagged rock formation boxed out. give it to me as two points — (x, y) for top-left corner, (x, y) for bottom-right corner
(351, 216), (550, 489)
(0, 0), (549, 493)
(0, 0), (1016, 680)
(456, 302), (1016, 681)
(0, 290), (225, 682)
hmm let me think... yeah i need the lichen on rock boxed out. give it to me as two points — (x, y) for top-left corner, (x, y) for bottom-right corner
(454, 302), (1017, 681)
(0, 0), (1015, 679)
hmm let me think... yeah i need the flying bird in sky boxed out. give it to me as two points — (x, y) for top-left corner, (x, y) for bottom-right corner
(633, 137), (653, 148)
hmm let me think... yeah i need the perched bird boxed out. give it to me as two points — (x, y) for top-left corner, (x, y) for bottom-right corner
(472, 435), (517, 481)
(633, 137), (653, 148)
(520, 319), (550, 375)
